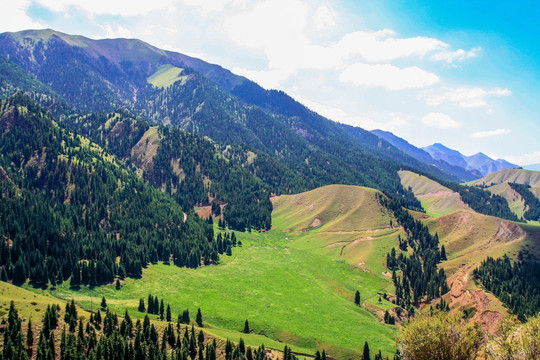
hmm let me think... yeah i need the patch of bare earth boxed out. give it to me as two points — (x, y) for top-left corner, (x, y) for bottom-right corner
(309, 217), (323, 228)
(447, 264), (503, 333)
(195, 206), (211, 219)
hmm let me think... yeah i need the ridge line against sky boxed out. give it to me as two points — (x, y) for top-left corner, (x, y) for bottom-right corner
(0, 0), (538, 165)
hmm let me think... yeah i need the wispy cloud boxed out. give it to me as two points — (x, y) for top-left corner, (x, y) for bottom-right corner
(32, 0), (175, 16)
(431, 47), (481, 64)
(471, 128), (511, 138)
(422, 112), (460, 128)
(497, 151), (540, 166)
(340, 63), (439, 90)
(423, 87), (512, 108)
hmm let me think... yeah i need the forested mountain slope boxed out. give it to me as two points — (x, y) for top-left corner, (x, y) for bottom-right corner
(0, 29), (464, 211)
(0, 93), (220, 287)
(0, 29), (520, 228)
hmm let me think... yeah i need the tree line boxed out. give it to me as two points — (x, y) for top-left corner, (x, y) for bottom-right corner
(473, 252), (540, 321)
(508, 182), (540, 221)
(0, 94), (234, 288)
(378, 193), (449, 313)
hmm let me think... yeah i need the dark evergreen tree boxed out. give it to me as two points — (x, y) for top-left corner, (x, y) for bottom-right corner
(196, 308), (203, 327)
(363, 341), (370, 360)
(138, 298), (146, 313)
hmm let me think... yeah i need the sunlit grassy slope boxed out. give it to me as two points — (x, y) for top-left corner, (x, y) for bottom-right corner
(466, 169), (540, 199)
(426, 209), (540, 330)
(398, 170), (540, 329)
(398, 170), (469, 218)
(465, 168), (540, 221)
(28, 185), (401, 360)
(147, 64), (189, 88)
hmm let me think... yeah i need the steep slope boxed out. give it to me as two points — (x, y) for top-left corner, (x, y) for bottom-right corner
(63, 111), (276, 230)
(0, 29), (462, 209)
(426, 210), (538, 330)
(0, 93), (218, 287)
(398, 170), (470, 218)
(0, 29), (240, 112)
(372, 130), (480, 181)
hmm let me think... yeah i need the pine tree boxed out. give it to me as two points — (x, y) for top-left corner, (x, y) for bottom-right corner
(159, 299), (165, 321)
(26, 318), (34, 350)
(166, 304), (172, 322)
(362, 341), (370, 360)
(354, 290), (361, 306)
(101, 296), (107, 309)
(243, 319), (250, 334)
(116, 278), (121, 290)
(138, 298), (146, 313)
(440, 245), (447, 261)
(196, 308), (203, 327)
(181, 309), (190, 324)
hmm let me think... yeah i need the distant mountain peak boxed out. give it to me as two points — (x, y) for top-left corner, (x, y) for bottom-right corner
(422, 143), (518, 177)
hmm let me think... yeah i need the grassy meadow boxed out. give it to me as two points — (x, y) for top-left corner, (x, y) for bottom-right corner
(22, 185), (401, 359)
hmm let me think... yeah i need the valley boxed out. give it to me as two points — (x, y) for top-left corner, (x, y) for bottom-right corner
(0, 27), (539, 360)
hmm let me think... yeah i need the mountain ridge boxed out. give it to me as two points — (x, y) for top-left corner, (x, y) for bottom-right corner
(423, 142), (518, 177)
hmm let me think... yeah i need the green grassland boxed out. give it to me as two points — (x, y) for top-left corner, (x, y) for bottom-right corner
(464, 169), (540, 221)
(24, 185), (401, 360)
(486, 182), (527, 219)
(398, 170), (470, 218)
(147, 64), (189, 88)
(466, 168), (540, 189)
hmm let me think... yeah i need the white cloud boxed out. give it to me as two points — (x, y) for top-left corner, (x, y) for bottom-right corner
(431, 47), (481, 64)
(340, 63), (439, 90)
(471, 128), (511, 138)
(424, 87), (512, 108)
(33, 0), (175, 16)
(293, 96), (408, 131)
(312, 5), (337, 31)
(231, 67), (292, 89)
(335, 30), (447, 62)
(422, 112), (460, 128)
(494, 151), (540, 166)
(225, 0), (340, 76)
(182, 0), (246, 14)
(102, 23), (133, 39)
(0, 0), (44, 32)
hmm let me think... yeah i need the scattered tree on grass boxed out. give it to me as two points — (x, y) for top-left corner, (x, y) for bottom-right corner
(138, 298), (146, 312)
(196, 308), (203, 327)
(362, 341), (370, 360)
(355, 290), (361, 306)
(243, 319), (250, 334)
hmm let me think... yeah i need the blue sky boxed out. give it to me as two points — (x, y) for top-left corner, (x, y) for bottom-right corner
(1, 0), (538, 165)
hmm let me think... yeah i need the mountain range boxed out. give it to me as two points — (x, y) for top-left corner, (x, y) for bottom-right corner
(1, 28), (539, 360)
(371, 129), (518, 180)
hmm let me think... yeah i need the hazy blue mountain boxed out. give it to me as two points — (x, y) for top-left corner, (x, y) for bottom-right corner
(423, 143), (518, 177)
(372, 130), (481, 181)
